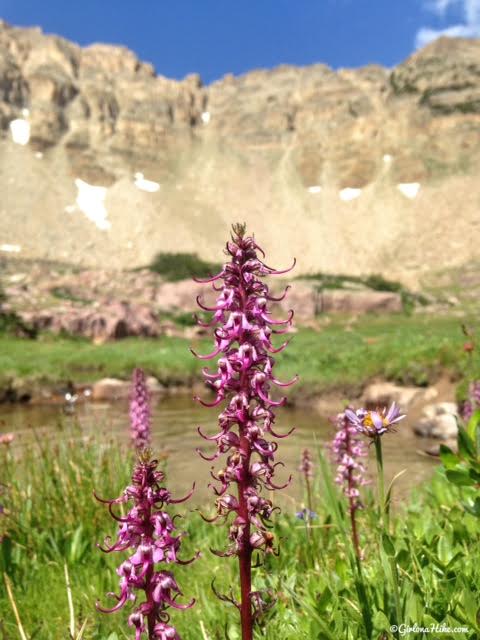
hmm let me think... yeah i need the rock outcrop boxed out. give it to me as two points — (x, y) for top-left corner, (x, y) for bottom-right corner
(414, 402), (459, 439)
(19, 300), (160, 341)
(1, 21), (480, 281)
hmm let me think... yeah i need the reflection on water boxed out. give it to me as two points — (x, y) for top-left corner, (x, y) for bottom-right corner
(0, 395), (439, 508)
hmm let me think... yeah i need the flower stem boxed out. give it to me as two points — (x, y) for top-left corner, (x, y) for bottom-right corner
(390, 556), (402, 640)
(374, 437), (401, 640)
(349, 502), (361, 560)
(374, 436), (387, 526)
(238, 438), (253, 640)
(353, 556), (373, 639)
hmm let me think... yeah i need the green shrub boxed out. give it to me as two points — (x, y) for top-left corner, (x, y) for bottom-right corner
(149, 252), (222, 281)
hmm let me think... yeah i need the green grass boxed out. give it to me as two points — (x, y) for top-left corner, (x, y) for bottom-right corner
(0, 425), (479, 639)
(148, 252), (222, 282)
(0, 315), (475, 395)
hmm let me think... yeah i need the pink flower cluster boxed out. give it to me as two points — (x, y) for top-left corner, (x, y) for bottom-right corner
(299, 448), (314, 478)
(130, 368), (151, 450)
(462, 381), (480, 421)
(331, 413), (369, 510)
(95, 454), (195, 639)
(193, 224), (296, 561)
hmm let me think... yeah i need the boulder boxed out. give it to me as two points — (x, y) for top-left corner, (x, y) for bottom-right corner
(318, 290), (402, 314)
(91, 378), (130, 401)
(19, 300), (159, 341)
(362, 382), (425, 411)
(414, 402), (459, 440)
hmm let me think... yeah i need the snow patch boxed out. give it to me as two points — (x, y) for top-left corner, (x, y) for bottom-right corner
(134, 172), (160, 193)
(339, 187), (362, 202)
(201, 111), (211, 124)
(307, 185), (322, 194)
(9, 119), (30, 145)
(0, 244), (21, 253)
(67, 179), (111, 230)
(397, 183), (420, 199)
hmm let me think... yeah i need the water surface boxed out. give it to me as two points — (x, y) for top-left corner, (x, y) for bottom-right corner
(0, 395), (439, 509)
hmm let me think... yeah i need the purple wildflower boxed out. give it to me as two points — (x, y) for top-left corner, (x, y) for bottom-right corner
(299, 448), (313, 478)
(471, 381), (480, 405)
(462, 381), (480, 421)
(192, 223), (296, 638)
(295, 508), (317, 520)
(331, 412), (369, 558)
(130, 368), (151, 449)
(298, 449), (315, 525)
(95, 453), (195, 639)
(344, 402), (405, 438)
(462, 400), (474, 422)
(332, 413), (368, 508)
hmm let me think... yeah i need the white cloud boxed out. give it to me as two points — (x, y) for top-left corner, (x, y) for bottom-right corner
(416, 0), (480, 47)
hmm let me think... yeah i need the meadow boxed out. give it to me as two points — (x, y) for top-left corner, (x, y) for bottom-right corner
(2, 242), (480, 639)
(0, 414), (479, 639)
(0, 314), (476, 399)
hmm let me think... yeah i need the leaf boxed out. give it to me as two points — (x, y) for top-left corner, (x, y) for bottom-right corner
(466, 409), (480, 447)
(395, 548), (410, 568)
(69, 525), (85, 564)
(437, 534), (453, 565)
(334, 556), (348, 581)
(446, 468), (474, 487)
(0, 536), (13, 574)
(382, 533), (396, 557)
(469, 467), (480, 482)
(439, 445), (460, 469)
(464, 496), (480, 518)
(462, 589), (479, 627)
(372, 610), (391, 632)
(405, 591), (423, 623)
(385, 468), (407, 513)
(457, 426), (476, 459)
(316, 587), (333, 614)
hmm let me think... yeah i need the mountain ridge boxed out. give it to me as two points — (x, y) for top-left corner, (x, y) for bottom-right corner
(1, 20), (480, 284)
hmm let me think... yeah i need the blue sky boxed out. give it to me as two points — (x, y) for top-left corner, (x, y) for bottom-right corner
(1, 1), (479, 83)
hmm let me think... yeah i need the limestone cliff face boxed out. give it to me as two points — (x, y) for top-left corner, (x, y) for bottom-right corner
(1, 20), (480, 282)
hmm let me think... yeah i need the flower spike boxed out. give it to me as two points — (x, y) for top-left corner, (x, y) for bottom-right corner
(192, 224), (296, 639)
(96, 454), (196, 639)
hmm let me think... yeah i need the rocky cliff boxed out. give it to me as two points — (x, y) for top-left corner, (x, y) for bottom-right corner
(1, 20), (480, 282)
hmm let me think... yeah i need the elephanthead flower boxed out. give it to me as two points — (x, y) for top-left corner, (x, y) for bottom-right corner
(331, 412), (369, 509)
(344, 402), (405, 438)
(461, 380), (480, 421)
(299, 448), (313, 478)
(130, 368), (151, 449)
(95, 452), (196, 639)
(192, 223), (296, 636)
(331, 412), (369, 558)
